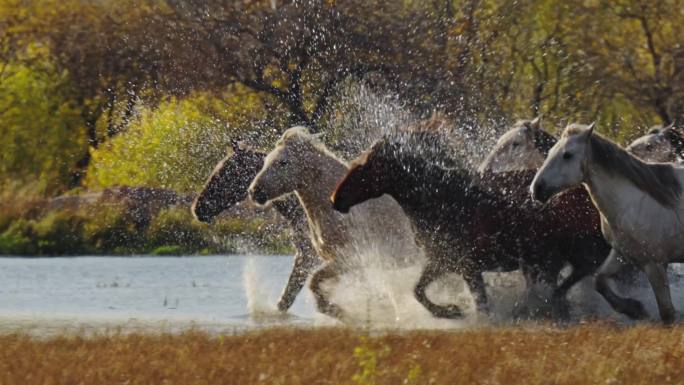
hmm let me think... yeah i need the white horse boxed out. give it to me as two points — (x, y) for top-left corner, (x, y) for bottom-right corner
(531, 123), (684, 323)
(478, 117), (555, 173)
(627, 123), (684, 163)
(248, 126), (421, 319)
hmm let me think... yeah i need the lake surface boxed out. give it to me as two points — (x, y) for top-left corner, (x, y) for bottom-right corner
(0, 255), (321, 334)
(2, 255), (684, 334)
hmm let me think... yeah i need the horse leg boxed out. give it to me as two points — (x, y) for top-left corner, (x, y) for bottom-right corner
(309, 262), (344, 319)
(643, 262), (676, 324)
(414, 259), (463, 319)
(551, 263), (595, 320)
(520, 262), (564, 319)
(595, 249), (648, 320)
(277, 250), (320, 312)
(462, 270), (489, 315)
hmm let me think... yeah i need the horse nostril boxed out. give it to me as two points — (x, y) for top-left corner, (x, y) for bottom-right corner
(332, 196), (350, 214)
(533, 181), (548, 202)
(250, 186), (268, 205)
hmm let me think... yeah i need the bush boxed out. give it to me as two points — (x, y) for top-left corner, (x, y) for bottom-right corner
(30, 210), (89, 255)
(82, 205), (143, 254)
(0, 219), (37, 255)
(145, 208), (212, 254)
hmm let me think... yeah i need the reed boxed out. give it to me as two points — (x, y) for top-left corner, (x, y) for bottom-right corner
(1, 323), (682, 385)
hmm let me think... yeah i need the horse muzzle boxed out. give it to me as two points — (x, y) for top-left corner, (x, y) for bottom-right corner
(249, 186), (269, 205)
(531, 180), (553, 203)
(331, 197), (351, 214)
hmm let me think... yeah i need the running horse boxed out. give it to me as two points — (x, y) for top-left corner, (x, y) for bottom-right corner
(478, 117), (556, 173)
(332, 131), (609, 319)
(249, 127), (421, 320)
(192, 140), (320, 313)
(627, 123), (684, 163)
(533, 123), (684, 324)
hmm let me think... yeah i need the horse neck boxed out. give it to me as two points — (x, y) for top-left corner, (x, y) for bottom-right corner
(272, 195), (306, 227)
(293, 151), (348, 230)
(583, 155), (646, 226)
(392, 159), (472, 215)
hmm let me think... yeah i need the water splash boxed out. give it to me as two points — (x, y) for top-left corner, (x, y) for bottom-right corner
(242, 256), (280, 319)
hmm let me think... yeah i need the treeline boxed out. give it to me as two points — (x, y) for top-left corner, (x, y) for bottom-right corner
(1, 0), (683, 253)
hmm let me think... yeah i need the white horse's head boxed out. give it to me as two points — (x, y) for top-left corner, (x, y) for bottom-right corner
(249, 126), (326, 205)
(531, 123), (594, 202)
(627, 123), (680, 163)
(479, 117), (551, 173)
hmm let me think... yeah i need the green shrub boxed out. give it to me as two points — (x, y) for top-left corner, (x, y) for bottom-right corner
(82, 205), (142, 254)
(0, 219), (37, 255)
(145, 208), (211, 253)
(150, 245), (185, 256)
(30, 210), (88, 255)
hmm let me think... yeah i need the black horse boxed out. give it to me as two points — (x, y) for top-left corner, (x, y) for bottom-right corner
(332, 132), (609, 319)
(192, 141), (320, 312)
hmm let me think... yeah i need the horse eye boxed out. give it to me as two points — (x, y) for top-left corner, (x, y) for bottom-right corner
(645, 144), (653, 151)
(512, 142), (520, 148)
(278, 159), (288, 166)
(562, 152), (573, 160)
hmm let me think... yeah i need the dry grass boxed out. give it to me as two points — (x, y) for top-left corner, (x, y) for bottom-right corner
(1, 324), (683, 385)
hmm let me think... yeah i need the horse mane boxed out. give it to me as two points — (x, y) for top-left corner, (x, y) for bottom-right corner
(381, 129), (466, 170)
(664, 126), (684, 158)
(278, 126), (347, 165)
(533, 127), (557, 155)
(402, 112), (450, 133)
(577, 128), (683, 207)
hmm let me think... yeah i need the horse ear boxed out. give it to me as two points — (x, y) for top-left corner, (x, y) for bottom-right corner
(312, 132), (325, 142)
(530, 116), (542, 130)
(230, 139), (240, 152)
(662, 122), (676, 133)
(584, 122), (595, 141)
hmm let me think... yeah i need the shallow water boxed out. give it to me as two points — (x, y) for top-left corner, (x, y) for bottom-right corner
(1, 255), (684, 335)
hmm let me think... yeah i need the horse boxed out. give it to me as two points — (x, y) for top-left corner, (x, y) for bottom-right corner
(248, 126), (421, 320)
(532, 123), (684, 324)
(332, 131), (609, 319)
(192, 140), (320, 313)
(478, 117), (556, 173)
(627, 123), (684, 163)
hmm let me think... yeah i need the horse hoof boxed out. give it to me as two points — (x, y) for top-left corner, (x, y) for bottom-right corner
(623, 299), (649, 320)
(661, 310), (677, 325)
(434, 305), (463, 319)
(318, 304), (345, 320)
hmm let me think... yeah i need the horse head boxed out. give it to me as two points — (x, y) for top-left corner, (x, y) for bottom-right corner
(531, 123), (595, 203)
(192, 141), (265, 222)
(332, 140), (399, 213)
(479, 117), (553, 173)
(249, 126), (331, 206)
(627, 123), (683, 163)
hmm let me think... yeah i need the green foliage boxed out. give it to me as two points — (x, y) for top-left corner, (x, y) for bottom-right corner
(0, 60), (86, 192)
(150, 245), (185, 256)
(0, 219), (36, 255)
(86, 86), (272, 192)
(145, 208), (211, 254)
(82, 205), (142, 253)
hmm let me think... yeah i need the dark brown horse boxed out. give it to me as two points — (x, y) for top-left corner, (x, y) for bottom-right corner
(192, 141), (320, 312)
(332, 132), (609, 319)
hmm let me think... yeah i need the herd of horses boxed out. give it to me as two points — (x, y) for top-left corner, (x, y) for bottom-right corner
(192, 118), (684, 324)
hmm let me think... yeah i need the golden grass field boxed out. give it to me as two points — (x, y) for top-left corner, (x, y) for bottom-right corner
(1, 324), (683, 385)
